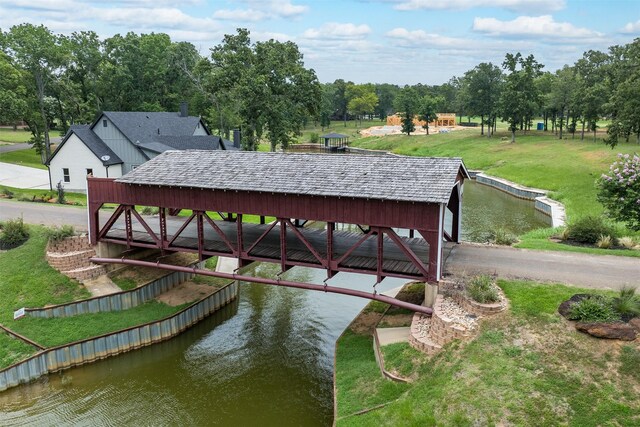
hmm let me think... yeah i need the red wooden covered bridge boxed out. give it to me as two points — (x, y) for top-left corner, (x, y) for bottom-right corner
(88, 151), (468, 314)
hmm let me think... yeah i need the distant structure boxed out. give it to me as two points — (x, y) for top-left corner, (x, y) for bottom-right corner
(47, 104), (238, 191)
(387, 113), (456, 128)
(320, 132), (349, 152)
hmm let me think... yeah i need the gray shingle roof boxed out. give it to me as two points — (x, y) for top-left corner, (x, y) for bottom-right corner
(321, 133), (348, 139)
(140, 135), (225, 154)
(101, 111), (205, 146)
(116, 151), (468, 204)
(48, 125), (122, 166)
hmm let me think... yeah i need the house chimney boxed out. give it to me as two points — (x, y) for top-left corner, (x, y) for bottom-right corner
(180, 101), (188, 117)
(233, 129), (241, 149)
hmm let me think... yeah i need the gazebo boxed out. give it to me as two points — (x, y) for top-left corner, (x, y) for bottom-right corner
(320, 133), (348, 152)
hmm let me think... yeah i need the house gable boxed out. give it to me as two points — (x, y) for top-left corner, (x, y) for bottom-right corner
(91, 114), (148, 173)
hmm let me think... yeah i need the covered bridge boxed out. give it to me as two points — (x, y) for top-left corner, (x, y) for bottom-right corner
(88, 151), (468, 284)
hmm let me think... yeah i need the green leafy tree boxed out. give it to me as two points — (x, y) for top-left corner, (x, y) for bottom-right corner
(574, 49), (609, 141)
(4, 24), (68, 161)
(374, 84), (399, 121)
(419, 95), (441, 135)
(597, 153), (640, 230)
(394, 86), (420, 135)
(346, 84), (378, 127)
(463, 63), (503, 136)
(549, 65), (578, 140)
(500, 53), (543, 143)
(0, 52), (28, 128)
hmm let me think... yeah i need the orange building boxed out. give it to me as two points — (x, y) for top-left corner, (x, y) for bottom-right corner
(386, 113), (456, 127)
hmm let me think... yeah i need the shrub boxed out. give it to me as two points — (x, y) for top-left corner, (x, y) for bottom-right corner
(45, 225), (75, 242)
(566, 215), (616, 244)
(559, 227), (570, 241)
(568, 295), (619, 323)
(56, 181), (66, 204)
(618, 236), (636, 249)
(139, 206), (159, 215)
(0, 217), (29, 249)
(1, 187), (14, 198)
(597, 153), (640, 231)
(489, 228), (518, 246)
(309, 132), (319, 144)
(612, 286), (640, 320)
(466, 275), (500, 304)
(596, 235), (613, 249)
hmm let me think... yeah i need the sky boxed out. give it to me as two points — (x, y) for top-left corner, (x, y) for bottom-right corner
(1, 0), (639, 85)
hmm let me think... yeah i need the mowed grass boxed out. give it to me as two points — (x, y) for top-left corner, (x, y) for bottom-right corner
(9, 301), (187, 348)
(0, 128), (31, 144)
(350, 128), (640, 222)
(0, 184), (87, 205)
(0, 227), (195, 368)
(335, 279), (640, 426)
(0, 148), (47, 169)
(0, 332), (37, 369)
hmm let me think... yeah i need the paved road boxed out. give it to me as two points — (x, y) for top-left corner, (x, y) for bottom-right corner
(1, 199), (638, 290)
(0, 163), (50, 189)
(0, 142), (31, 153)
(444, 243), (639, 290)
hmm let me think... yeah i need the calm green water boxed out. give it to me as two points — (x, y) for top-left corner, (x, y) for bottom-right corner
(462, 180), (549, 242)
(0, 181), (549, 425)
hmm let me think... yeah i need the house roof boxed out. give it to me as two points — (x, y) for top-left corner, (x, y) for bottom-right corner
(100, 111), (206, 146)
(47, 125), (123, 166)
(117, 151), (468, 204)
(138, 135), (230, 154)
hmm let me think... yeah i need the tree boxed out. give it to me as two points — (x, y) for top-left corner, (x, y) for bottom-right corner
(549, 66), (578, 140)
(574, 49), (609, 141)
(419, 95), (441, 135)
(332, 79), (351, 126)
(604, 39), (640, 148)
(500, 53), (543, 143)
(597, 153), (640, 230)
(374, 84), (399, 121)
(346, 84), (378, 127)
(394, 87), (420, 135)
(463, 63), (503, 136)
(206, 29), (320, 151)
(0, 52), (28, 128)
(4, 24), (67, 161)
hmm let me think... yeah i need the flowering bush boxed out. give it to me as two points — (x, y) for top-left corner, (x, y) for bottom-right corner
(597, 153), (640, 231)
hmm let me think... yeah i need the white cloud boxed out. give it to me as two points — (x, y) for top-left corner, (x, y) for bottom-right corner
(386, 27), (473, 49)
(213, 9), (267, 22)
(302, 23), (372, 40)
(393, 0), (565, 12)
(213, 0), (308, 22)
(620, 20), (640, 34)
(98, 7), (219, 31)
(473, 15), (603, 41)
(1, 0), (78, 11)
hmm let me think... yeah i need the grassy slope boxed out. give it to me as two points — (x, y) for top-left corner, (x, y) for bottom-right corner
(0, 148), (46, 169)
(0, 128), (31, 144)
(0, 227), (193, 368)
(0, 332), (37, 369)
(335, 280), (640, 426)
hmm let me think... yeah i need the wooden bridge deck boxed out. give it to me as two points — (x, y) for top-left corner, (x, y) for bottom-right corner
(104, 218), (430, 279)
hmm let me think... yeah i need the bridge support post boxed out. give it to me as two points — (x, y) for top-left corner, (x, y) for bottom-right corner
(424, 283), (438, 308)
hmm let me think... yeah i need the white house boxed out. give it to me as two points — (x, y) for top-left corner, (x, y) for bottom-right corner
(47, 107), (237, 192)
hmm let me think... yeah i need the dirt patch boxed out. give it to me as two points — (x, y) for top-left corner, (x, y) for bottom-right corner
(109, 252), (198, 287)
(349, 312), (385, 335)
(156, 281), (216, 306)
(84, 276), (121, 297)
(379, 314), (413, 328)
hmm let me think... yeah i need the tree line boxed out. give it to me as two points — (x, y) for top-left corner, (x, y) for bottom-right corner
(1, 23), (638, 159)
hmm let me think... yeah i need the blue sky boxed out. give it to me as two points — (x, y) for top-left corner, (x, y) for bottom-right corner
(1, 0), (639, 85)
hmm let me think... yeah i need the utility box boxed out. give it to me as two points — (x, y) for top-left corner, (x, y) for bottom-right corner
(536, 122), (544, 131)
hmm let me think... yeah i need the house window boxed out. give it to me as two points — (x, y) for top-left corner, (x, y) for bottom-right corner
(103, 119), (107, 127)
(86, 168), (93, 176)
(63, 168), (70, 183)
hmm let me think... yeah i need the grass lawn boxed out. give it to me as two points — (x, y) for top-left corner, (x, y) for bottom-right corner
(0, 128), (31, 144)
(0, 184), (87, 206)
(335, 279), (640, 426)
(0, 332), (37, 369)
(0, 148), (47, 169)
(0, 226), (202, 368)
(9, 301), (187, 348)
(516, 228), (640, 257)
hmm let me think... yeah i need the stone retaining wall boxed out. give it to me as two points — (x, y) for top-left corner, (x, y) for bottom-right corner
(46, 236), (105, 281)
(450, 292), (506, 317)
(0, 281), (239, 393)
